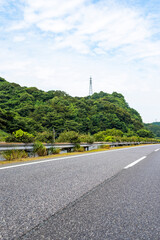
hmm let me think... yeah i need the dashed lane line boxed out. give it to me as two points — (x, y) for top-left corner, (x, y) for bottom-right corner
(124, 156), (146, 169)
(155, 149), (160, 152)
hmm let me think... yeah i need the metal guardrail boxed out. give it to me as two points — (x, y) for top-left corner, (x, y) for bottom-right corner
(0, 141), (156, 152)
(0, 143), (91, 151)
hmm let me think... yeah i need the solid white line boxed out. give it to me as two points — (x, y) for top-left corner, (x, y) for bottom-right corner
(124, 156), (146, 169)
(155, 149), (159, 152)
(0, 148), (132, 170)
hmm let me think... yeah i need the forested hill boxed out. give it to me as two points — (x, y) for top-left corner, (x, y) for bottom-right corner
(145, 122), (160, 138)
(0, 77), (144, 136)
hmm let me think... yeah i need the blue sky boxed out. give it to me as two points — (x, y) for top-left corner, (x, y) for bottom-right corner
(0, 0), (160, 123)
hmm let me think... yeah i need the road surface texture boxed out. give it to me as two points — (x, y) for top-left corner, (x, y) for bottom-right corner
(0, 144), (160, 239)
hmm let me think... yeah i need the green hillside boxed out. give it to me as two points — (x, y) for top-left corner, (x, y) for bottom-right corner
(152, 122), (160, 126)
(0, 76), (149, 140)
(145, 122), (160, 138)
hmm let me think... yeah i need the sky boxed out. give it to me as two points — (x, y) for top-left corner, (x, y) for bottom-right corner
(0, 0), (160, 123)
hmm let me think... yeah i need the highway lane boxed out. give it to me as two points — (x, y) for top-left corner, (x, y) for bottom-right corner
(0, 144), (160, 239)
(21, 146), (160, 240)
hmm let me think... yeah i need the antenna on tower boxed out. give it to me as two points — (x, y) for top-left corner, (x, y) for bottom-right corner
(89, 76), (93, 96)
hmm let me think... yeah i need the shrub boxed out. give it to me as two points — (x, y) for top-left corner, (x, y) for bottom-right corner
(73, 143), (81, 152)
(105, 129), (123, 137)
(33, 141), (43, 152)
(125, 130), (136, 137)
(74, 144), (85, 152)
(94, 128), (124, 142)
(99, 144), (110, 149)
(35, 131), (53, 143)
(5, 135), (17, 142)
(94, 131), (106, 141)
(121, 136), (136, 142)
(2, 150), (28, 161)
(57, 131), (80, 143)
(36, 147), (47, 156)
(77, 147), (85, 152)
(33, 141), (47, 156)
(49, 147), (61, 154)
(104, 136), (116, 142)
(79, 134), (95, 143)
(6, 129), (34, 143)
(2, 151), (14, 161)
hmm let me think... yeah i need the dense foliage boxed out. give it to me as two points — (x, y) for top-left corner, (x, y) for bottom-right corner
(0, 77), (146, 138)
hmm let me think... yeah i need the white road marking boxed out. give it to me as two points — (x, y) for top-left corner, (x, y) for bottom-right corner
(124, 156), (146, 169)
(155, 149), (159, 152)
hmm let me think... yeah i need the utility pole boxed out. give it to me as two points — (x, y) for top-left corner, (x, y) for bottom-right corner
(52, 128), (55, 146)
(89, 76), (93, 96)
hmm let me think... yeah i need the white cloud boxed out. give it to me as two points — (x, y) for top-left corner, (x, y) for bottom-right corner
(6, 0), (160, 60)
(33, 65), (56, 80)
(0, 0), (4, 6)
(0, 59), (31, 72)
(8, 21), (28, 31)
(13, 35), (26, 42)
(24, 0), (85, 23)
(18, 0), (155, 59)
(37, 19), (72, 33)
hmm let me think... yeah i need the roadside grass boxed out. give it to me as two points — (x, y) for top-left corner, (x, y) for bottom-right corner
(0, 144), (154, 165)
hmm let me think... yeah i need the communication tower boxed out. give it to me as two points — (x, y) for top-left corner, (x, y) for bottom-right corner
(89, 77), (93, 96)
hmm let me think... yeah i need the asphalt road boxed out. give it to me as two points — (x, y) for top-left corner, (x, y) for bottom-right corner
(0, 144), (160, 239)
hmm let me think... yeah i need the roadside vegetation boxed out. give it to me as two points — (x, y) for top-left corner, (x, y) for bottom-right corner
(1, 143), (152, 165)
(4, 128), (157, 144)
(1, 129), (159, 163)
